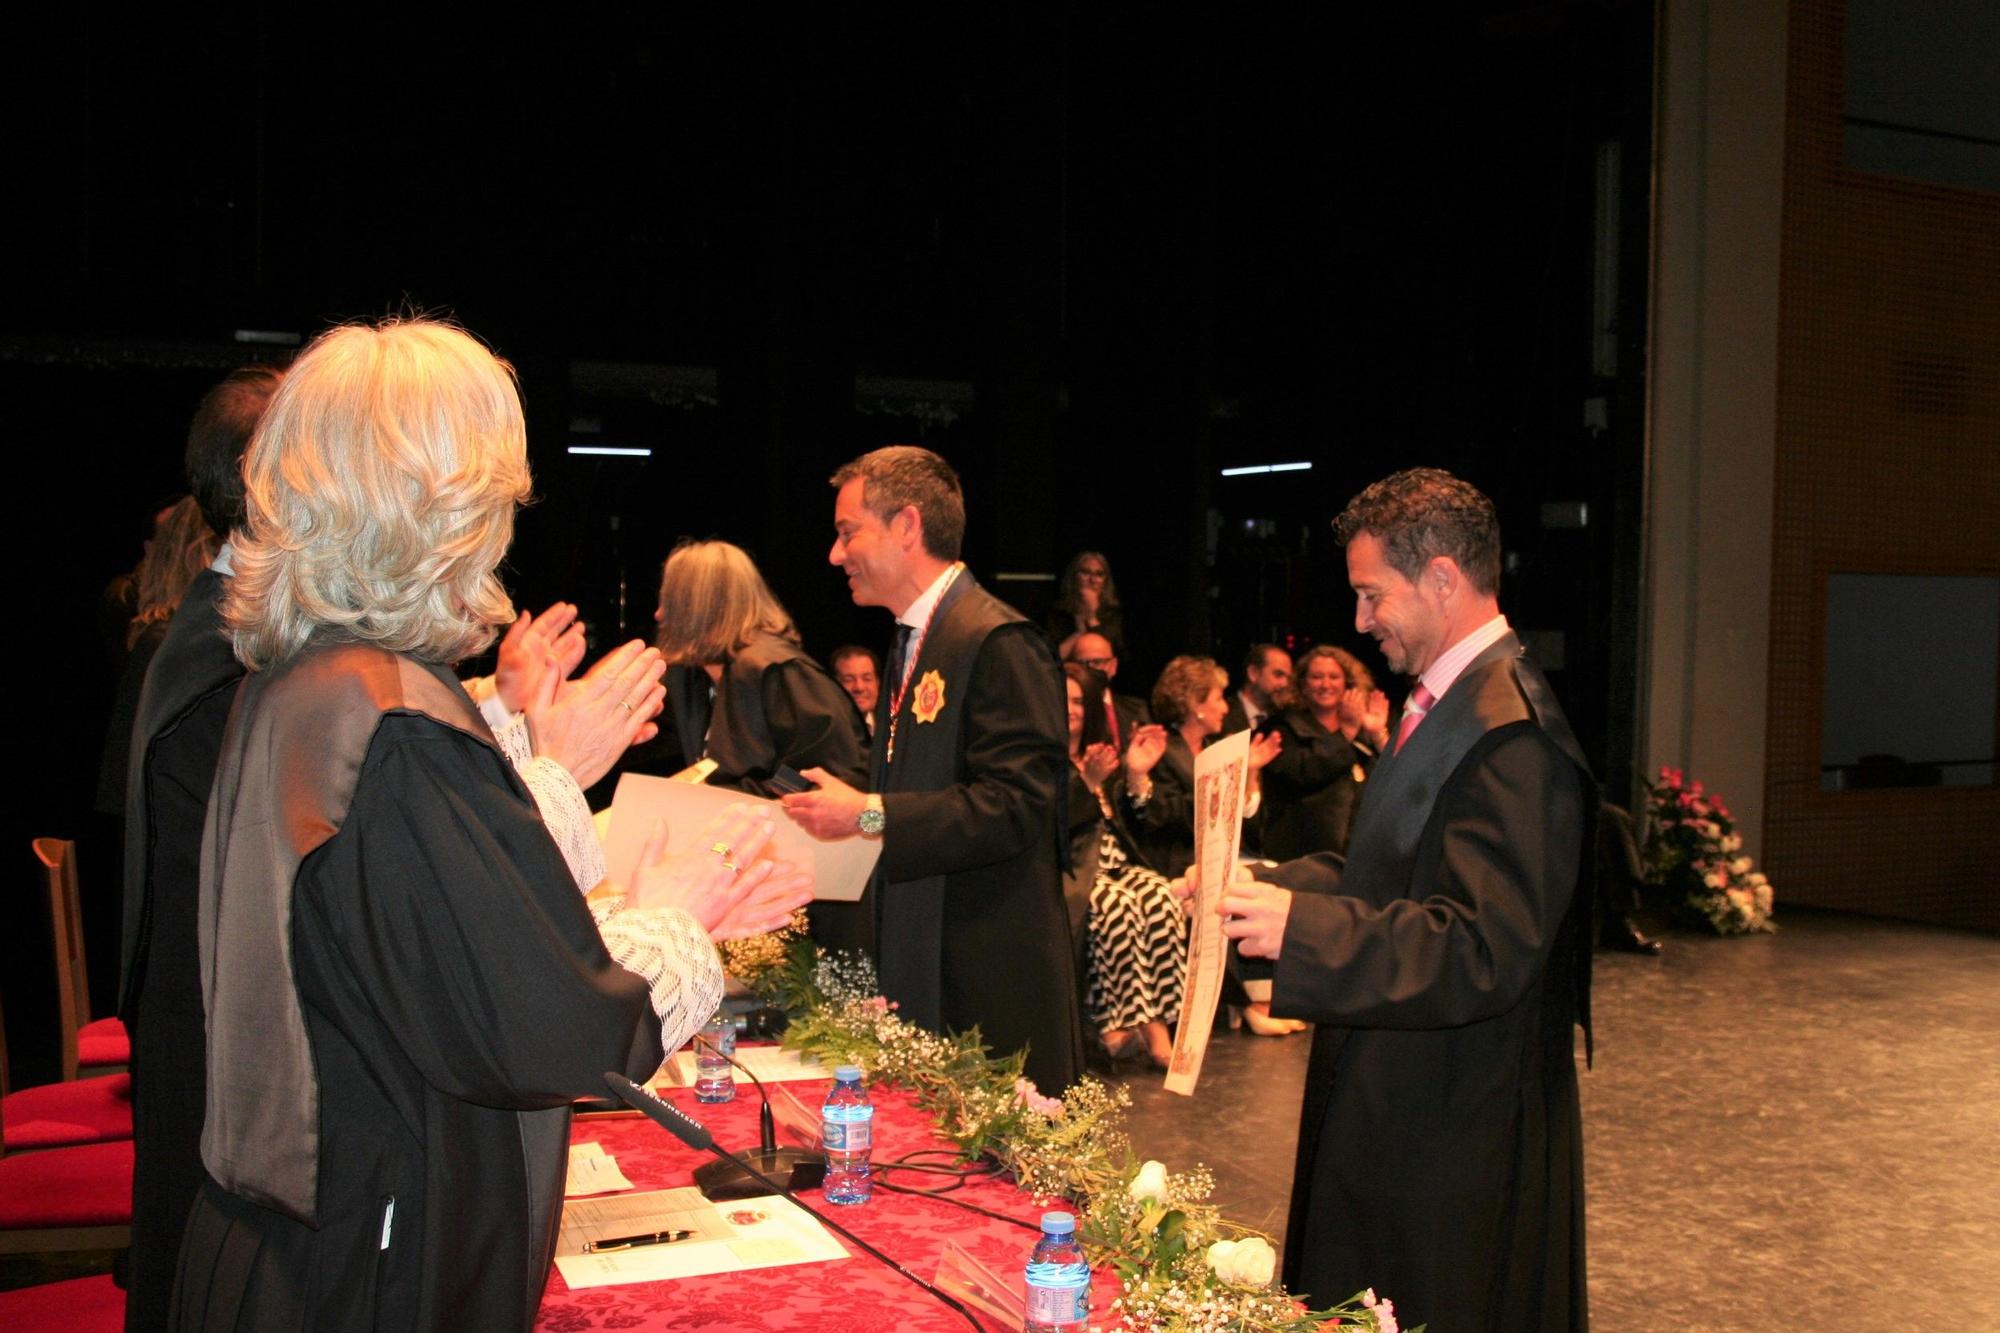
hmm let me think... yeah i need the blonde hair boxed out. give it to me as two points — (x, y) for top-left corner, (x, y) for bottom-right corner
(1300, 643), (1374, 695)
(1151, 655), (1227, 728)
(654, 539), (800, 666)
(224, 319), (532, 669)
(130, 495), (219, 646)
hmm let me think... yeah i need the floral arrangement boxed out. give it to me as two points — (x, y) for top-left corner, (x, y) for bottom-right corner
(1642, 766), (1775, 934)
(1084, 1159), (1411, 1331)
(729, 935), (1415, 1331)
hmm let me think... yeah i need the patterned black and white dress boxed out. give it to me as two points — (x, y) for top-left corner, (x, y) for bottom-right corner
(1086, 824), (1189, 1031)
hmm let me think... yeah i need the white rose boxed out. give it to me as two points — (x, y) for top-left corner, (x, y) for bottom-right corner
(1731, 856), (1752, 875)
(1722, 834), (1743, 852)
(1206, 1236), (1276, 1286)
(1128, 1159), (1169, 1204)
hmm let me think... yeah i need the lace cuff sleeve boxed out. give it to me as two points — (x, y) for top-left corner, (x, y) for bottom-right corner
(514, 754), (608, 891)
(484, 706), (609, 893)
(592, 904), (725, 1052)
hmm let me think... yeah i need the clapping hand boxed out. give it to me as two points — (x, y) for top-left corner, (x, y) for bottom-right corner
(1124, 724), (1170, 779)
(1247, 728), (1283, 770)
(524, 639), (666, 789)
(629, 805), (814, 940)
(1340, 687), (1391, 746)
(1078, 742), (1119, 791)
(494, 603), (589, 713)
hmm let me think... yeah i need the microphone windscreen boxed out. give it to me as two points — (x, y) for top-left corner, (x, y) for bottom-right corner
(603, 1071), (714, 1151)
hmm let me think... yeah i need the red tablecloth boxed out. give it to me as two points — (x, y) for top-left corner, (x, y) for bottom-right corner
(537, 1079), (1117, 1332)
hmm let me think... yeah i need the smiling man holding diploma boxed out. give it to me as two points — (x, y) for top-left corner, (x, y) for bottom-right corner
(783, 446), (1083, 1093)
(1217, 468), (1595, 1333)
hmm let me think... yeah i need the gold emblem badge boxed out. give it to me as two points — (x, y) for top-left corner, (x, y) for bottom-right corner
(911, 669), (947, 723)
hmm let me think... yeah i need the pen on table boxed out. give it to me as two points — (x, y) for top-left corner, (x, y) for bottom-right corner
(583, 1229), (695, 1253)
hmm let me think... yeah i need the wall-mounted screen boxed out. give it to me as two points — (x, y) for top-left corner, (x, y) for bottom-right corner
(1822, 573), (1999, 791)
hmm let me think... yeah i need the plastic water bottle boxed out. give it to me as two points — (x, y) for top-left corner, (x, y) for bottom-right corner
(694, 1009), (735, 1103)
(1023, 1211), (1090, 1333)
(820, 1065), (874, 1204)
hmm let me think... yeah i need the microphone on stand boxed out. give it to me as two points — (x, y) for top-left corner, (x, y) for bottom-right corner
(690, 1042), (826, 1200)
(602, 1072), (983, 1333)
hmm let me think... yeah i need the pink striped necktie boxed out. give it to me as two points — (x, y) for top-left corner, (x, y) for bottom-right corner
(1393, 683), (1436, 755)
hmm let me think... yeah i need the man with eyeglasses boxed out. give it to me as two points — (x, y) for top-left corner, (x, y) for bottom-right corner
(1063, 630), (1150, 752)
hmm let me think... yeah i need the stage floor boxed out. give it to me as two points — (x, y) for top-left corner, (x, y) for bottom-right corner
(1107, 906), (2000, 1327)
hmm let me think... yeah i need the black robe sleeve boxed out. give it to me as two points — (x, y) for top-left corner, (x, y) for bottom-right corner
(749, 658), (871, 796)
(299, 716), (665, 1105)
(1271, 725), (1584, 1030)
(1261, 715), (1363, 801)
(1125, 738), (1197, 876)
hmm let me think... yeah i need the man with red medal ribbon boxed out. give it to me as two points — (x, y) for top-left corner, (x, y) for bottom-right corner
(784, 446), (1084, 1093)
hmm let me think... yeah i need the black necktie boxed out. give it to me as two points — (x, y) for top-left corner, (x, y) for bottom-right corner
(888, 624), (914, 695)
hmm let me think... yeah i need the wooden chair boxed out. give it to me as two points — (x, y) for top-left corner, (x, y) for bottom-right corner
(0, 987), (132, 1154)
(31, 839), (129, 1080)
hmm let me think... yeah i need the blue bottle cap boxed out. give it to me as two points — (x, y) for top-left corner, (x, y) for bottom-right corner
(1040, 1211), (1076, 1234)
(834, 1065), (863, 1082)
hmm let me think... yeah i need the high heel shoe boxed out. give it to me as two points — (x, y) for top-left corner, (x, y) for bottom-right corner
(1101, 1028), (1144, 1061)
(1241, 1002), (1306, 1037)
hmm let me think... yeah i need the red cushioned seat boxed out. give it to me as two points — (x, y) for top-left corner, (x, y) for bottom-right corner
(76, 1017), (129, 1069)
(0, 1140), (134, 1229)
(0, 1273), (125, 1330)
(2, 1073), (133, 1151)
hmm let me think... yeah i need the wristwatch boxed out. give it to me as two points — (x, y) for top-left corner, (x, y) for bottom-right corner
(856, 794), (886, 837)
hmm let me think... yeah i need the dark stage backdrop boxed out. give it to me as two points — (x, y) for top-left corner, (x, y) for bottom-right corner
(7, 8), (1655, 1079)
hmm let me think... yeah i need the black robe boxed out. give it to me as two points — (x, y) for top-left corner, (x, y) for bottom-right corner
(120, 568), (242, 1331)
(173, 646), (665, 1332)
(865, 572), (1084, 1093)
(1268, 635), (1594, 1332)
(1259, 708), (1372, 861)
(666, 632), (870, 799)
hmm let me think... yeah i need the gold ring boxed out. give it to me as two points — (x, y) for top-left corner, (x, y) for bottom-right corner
(621, 700), (633, 714)
(710, 842), (733, 859)
(720, 859), (739, 872)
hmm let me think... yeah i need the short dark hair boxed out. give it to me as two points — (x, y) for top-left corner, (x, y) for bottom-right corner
(1243, 643), (1286, 675)
(829, 644), (880, 675)
(186, 365), (284, 536)
(1332, 467), (1501, 596)
(830, 445), (966, 561)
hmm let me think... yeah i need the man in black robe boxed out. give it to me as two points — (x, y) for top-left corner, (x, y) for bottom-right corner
(1221, 468), (1594, 1332)
(119, 365), (281, 1330)
(785, 446), (1085, 1093)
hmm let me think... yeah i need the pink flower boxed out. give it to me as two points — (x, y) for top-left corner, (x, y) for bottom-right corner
(1362, 1289), (1399, 1333)
(1690, 780), (1704, 795)
(1013, 1078), (1063, 1117)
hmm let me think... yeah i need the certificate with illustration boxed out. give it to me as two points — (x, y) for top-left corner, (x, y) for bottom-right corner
(1164, 726), (1250, 1096)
